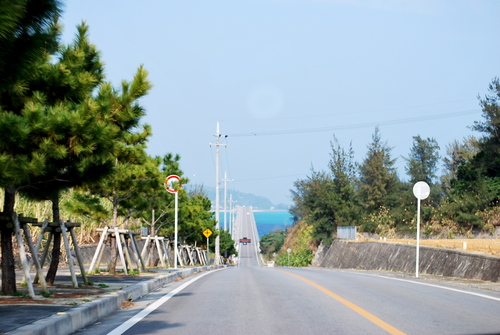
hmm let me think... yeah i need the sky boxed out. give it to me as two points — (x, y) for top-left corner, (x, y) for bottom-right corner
(59, 0), (500, 206)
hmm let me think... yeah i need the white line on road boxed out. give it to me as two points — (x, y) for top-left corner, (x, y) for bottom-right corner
(107, 269), (224, 335)
(350, 271), (500, 302)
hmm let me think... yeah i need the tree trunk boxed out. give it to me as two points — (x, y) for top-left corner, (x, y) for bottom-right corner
(1, 186), (17, 295)
(109, 236), (117, 274)
(45, 193), (61, 286)
(108, 195), (119, 274)
(149, 209), (155, 267)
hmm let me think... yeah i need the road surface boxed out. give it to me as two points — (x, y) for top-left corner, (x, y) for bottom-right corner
(75, 207), (500, 335)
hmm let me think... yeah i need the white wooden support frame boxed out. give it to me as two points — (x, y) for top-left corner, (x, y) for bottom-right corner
(13, 213), (36, 298)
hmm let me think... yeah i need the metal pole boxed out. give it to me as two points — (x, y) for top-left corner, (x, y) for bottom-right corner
(174, 191), (179, 269)
(416, 198), (421, 278)
(223, 171), (227, 231)
(229, 194), (233, 237)
(215, 123), (221, 265)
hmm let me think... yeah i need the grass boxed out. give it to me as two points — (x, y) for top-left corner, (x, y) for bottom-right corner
(41, 290), (52, 298)
(13, 291), (30, 298)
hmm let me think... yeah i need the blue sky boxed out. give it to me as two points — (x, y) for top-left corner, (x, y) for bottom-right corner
(60, 1), (500, 205)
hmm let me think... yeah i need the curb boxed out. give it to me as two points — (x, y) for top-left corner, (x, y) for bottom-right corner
(7, 266), (219, 335)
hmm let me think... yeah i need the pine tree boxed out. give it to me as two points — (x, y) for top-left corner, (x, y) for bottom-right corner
(470, 77), (500, 181)
(404, 135), (441, 186)
(86, 127), (154, 274)
(443, 78), (500, 228)
(0, 0), (61, 110)
(16, 23), (120, 285)
(441, 136), (479, 192)
(0, 0), (62, 295)
(328, 136), (361, 227)
(358, 127), (399, 212)
(290, 169), (337, 243)
(78, 65), (152, 274)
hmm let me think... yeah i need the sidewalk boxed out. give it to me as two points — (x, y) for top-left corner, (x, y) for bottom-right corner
(1, 266), (220, 335)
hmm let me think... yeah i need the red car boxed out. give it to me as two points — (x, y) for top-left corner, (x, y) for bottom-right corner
(239, 237), (251, 244)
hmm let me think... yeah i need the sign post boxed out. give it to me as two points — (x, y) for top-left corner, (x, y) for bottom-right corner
(203, 229), (212, 264)
(165, 175), (181, 269)
(413, 181), (430, 278)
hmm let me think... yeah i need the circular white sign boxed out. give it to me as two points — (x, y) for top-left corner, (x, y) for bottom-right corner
(413, 181), (430, 200)
(165, 175), (181, 194)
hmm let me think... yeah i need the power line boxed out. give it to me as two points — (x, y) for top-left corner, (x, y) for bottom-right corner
(228, 109), (480, 137)
(235, 173), (306, 183)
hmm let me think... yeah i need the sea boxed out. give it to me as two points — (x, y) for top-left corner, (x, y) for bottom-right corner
(218, 210), (294, 238)
(253, 210), (294, 238)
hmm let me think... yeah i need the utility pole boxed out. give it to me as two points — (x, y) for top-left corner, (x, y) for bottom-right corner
(210, 122), (226, 265)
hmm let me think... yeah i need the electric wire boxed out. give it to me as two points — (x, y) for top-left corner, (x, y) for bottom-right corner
(228, 109), (480, 137)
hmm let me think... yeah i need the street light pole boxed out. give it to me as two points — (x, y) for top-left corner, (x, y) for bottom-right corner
(211, 122), (226, 265)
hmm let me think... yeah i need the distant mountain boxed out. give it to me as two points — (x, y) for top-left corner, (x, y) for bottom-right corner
(187, 185), (288, 210)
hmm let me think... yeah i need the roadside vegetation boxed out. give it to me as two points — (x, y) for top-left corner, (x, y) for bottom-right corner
(0, 1), (231, 295)
(261, 79), (500, 266)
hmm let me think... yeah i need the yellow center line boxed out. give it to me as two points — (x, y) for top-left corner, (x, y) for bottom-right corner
(277, 269), (406, 335)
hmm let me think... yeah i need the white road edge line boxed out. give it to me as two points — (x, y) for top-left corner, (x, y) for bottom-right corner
(107, 268), (225, 335)
(349, 270), (500, 302)
(250, 213), (261, 265)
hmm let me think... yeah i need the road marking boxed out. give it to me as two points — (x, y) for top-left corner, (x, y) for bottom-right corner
(278, 269), (406, 335)
(354, 271), (500, 302)
(107, 269), (224, 335)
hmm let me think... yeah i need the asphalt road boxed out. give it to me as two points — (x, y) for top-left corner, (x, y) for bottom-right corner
(74, 207), (500, 335)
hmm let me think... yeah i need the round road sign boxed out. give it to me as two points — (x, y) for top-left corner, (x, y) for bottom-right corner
(165, 175), (181, 194)
(413, 181), (430, 200)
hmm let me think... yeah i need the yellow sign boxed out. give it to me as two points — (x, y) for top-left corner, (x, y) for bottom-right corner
(203, 229), (212, 238)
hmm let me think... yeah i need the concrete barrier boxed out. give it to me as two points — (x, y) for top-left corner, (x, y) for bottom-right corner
(313, 240), (500, 282)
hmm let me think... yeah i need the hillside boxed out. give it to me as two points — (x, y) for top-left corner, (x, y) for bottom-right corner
(189, 184), (288, 210)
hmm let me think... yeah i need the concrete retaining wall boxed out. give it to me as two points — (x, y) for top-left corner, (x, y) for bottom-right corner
(313, 240), (500, 282)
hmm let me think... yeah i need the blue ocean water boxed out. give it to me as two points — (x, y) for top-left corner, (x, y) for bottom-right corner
(218, 210), (294, 238)
(253, 210), (294, 238)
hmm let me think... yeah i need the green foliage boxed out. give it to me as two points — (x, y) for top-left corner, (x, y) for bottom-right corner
(443, 77), (500, 227)
(290, 170), (336, 242)
(473, 77), (500, 149)
(209, 229), (236, 257)
(275, 222), (314, 267)
(440, 176), (497, 230)
(441, 137), (479, 192)
(219, 229), (237, 256)
(13, 291), (30, 298)
(358, 127), (399, 213)
(63, 190), (110, 223)
(41, 290), (52, 297)
(276, 249), (314, 267)
(364, 207), (397, 237)
(404, 135), (441, 186)
(290, 136), (361, 242)
(0, 0), (62, 108)
(0, 0), (64, 295)
(260, 229), (286, 260)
